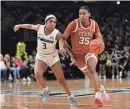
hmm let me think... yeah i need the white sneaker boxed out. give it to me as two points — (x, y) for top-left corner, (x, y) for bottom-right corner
(21, 78), (26, 82)
(101, 85), (110, 102)
(27, 77), (31, 82)
(119, 71), (122, 77)
(103, 76), (106, 80)
(112, 75), (115, 79)
(68, 96), (77, 107)
(116, 75), (119, 79)
(42, 90), (50, 102)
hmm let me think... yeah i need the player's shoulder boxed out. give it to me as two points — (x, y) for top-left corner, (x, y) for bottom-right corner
(74, 18), (79, 22)
(90, 19), (96, 23)
(68, 18), (78, 27)
(54, 27), (59, 31)
(38, 24), (44, 29)
(90, 19), (99, 25)
(39, 24), (44, 28)
(37, 24), (46, 32)
(54, 27), (59, 33)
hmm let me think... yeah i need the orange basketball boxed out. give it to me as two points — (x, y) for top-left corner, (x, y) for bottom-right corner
(89, 38), (105, 55)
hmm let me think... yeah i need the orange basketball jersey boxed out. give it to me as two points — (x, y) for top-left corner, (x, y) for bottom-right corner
(65, 18), (101, 59)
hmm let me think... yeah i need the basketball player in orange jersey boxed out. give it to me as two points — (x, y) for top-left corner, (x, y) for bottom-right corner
(62, 6), (110, 107)
(14, 14), (77, 107)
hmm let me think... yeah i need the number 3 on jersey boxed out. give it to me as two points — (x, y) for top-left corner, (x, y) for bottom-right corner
(79, 37), (90, 45)
(43, 43), (46, 49)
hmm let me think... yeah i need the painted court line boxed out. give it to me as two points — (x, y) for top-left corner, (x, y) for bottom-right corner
(1, 105), (29, 109)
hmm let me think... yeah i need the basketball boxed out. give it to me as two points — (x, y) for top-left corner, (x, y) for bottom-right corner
(89, 38), (105, 55)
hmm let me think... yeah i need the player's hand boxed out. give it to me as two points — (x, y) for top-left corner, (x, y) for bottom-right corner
(59, 48), (67, 57)
(14, 25), (20, 32)
(70, 57), (75, 66)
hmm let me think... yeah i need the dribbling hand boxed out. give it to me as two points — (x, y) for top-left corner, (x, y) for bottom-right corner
(14, 25), (20, 32)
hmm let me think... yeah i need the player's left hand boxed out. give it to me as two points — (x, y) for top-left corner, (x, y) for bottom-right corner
(59, 48), (67, 57)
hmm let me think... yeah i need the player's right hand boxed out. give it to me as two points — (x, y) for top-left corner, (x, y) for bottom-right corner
(14, 25), (20, 32)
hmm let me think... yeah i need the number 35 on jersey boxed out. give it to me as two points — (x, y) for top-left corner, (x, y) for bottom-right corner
(79, 37), (90, 45)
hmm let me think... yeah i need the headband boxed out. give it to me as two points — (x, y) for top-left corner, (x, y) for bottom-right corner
(45, 14), (57, 22)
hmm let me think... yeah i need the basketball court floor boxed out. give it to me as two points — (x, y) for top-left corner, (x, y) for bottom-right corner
(1, 78), (130, 109)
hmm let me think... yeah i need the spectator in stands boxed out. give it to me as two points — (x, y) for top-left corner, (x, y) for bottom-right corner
(121, 46), (130, 78)
(111, 45), (120, 79)
(27, 55), (35, 81)
(0, 54), (7, 82)
(99, 51), (107, 79)
(16, 55), (31, 82)
(4, 54), (11, 81)
(10, 56), (20, 82)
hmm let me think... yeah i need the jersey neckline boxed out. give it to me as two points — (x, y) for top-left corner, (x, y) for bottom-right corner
(43, 25), (55, 36)
(79, 19), (92, 29)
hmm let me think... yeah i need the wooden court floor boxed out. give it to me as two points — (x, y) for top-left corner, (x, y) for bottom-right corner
(1, 78), (130, 109)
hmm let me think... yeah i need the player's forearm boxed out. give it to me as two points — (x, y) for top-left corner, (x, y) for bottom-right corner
(59, 38), (65, 50)
(96, 36), (105, 45)
(18, 24), (32, 29)
(66, 49), (74, 59)
(63, 43), (74, 59)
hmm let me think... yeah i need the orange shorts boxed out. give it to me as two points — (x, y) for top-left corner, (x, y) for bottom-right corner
(74, 53), (98, 72)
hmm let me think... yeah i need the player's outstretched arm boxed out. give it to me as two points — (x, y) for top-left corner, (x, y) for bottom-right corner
(63, 42), (75, 66)
(56, 32), (67, 56)
(56, 30), (75, 65)
(62, 20), (76, 65)
(14, 24), (40, 32)
(58, 34), (75, 63)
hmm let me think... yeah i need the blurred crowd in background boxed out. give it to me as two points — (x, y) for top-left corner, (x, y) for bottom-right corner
(1, 1), (130, 83)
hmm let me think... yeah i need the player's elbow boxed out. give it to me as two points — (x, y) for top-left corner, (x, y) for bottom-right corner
(29, 24), (33, 29)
